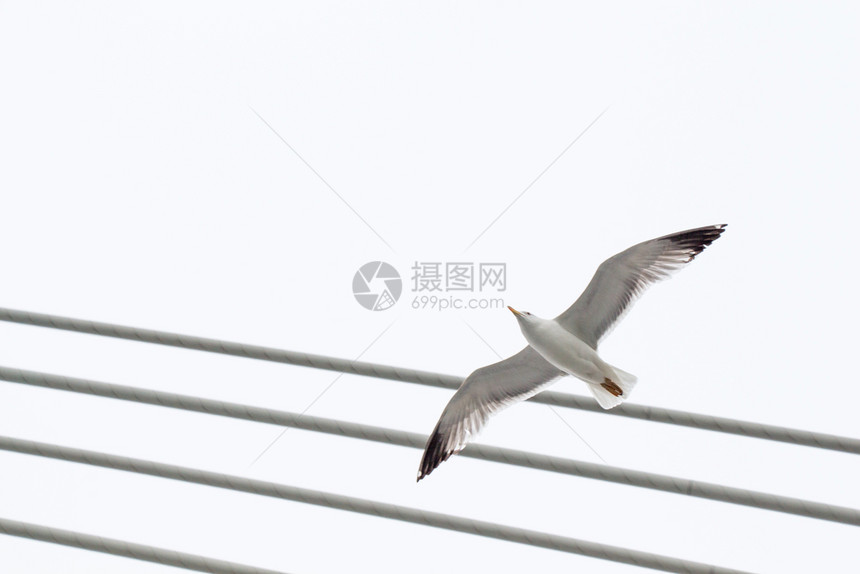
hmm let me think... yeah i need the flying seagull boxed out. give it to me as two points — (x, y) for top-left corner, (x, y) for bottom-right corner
(418, 224), (726, 481)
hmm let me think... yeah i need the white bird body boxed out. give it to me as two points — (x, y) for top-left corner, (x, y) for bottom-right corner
(417, 224), (726, 480)
(517, 316), (602, 379)
(513, 312), (637, 409)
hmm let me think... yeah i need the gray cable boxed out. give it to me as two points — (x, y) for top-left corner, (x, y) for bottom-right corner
(0, 435), (748, 574)
(0, 516), (284, 574)
(1, 366), (857, 527)
(0, 307), (857, 455)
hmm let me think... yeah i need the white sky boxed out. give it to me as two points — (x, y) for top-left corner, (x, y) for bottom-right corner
(1, 2), (859, 573)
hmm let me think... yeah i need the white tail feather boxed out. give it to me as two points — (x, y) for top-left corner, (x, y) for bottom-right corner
(587, 364), (638, 410)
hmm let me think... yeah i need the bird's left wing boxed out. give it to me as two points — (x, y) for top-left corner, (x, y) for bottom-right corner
(417, 346), (564, 481)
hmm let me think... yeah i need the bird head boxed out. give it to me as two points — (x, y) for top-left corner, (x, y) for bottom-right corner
(507, 306), (535, 322)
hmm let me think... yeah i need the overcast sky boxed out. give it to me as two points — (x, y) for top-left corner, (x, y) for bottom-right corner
(1, 2), (859, 573)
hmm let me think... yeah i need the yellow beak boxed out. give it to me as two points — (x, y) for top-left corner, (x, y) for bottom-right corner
(507, 306), (523, 317)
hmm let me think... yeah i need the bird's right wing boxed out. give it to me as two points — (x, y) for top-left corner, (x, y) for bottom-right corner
(555, 224), (726, 349)
(417, 346), (564, 481)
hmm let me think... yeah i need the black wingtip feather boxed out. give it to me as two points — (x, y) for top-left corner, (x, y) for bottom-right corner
(417, 426), (452, 482)
(664, 224), (727, 261)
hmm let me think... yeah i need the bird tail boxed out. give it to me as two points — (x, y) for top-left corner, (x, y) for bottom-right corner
(588, 365), (637, 410)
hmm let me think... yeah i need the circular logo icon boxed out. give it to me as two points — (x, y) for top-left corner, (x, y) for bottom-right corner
(352, 261), (402, 311)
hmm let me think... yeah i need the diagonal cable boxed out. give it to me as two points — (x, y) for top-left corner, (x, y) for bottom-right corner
(248, 321), (395, 466)
(464, 106), (609, 251)
(0, 306), (858, 455)
(0, 516), (285, 574)
(0, 434), (750, 574)
(1, 366), (858, 527)
(250, 107), (395, 252)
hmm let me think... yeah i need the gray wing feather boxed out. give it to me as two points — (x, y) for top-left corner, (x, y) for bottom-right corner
(417, 346), (563, 480)
(556, 224), (726, 349)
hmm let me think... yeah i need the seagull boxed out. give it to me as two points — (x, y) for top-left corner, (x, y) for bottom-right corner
(417, 224), (726, 481)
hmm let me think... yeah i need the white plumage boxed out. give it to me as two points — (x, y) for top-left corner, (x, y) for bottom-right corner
(418, 224), (726, 481)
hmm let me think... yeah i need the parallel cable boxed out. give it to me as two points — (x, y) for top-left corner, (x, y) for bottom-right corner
(0, 516), (284, 574)
(1, 366), (857, 527)
(0, 435), (749, 574)
(0, 307), (857, 455)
